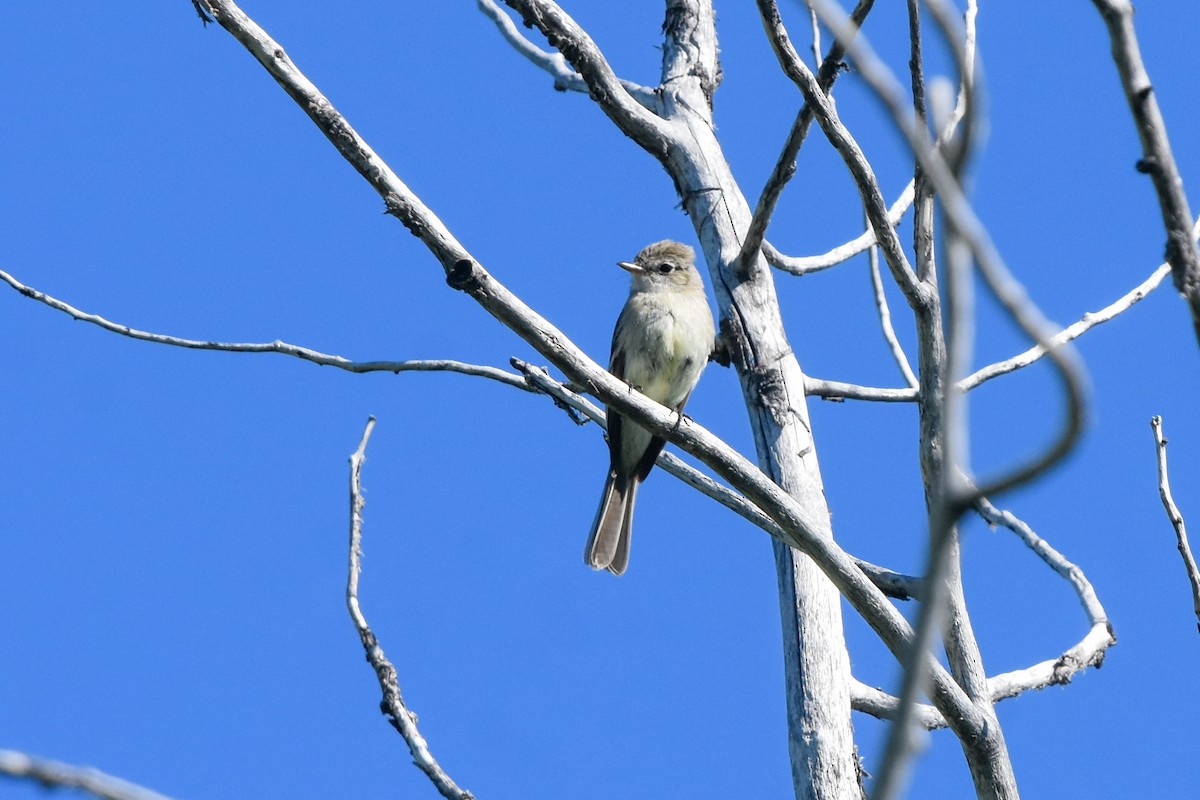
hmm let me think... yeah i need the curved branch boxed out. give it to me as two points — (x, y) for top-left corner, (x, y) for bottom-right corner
(477, 0), (658, 107)
(972, 495), (1115, 693)
(762, 182), (913, 276)
(852, 497), (1116, 729)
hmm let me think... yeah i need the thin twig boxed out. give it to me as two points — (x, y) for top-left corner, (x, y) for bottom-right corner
(0, 267), (530, 391)
(974, 498), (1107, 629)
(762, 183), (912, 275)
(0, 750), (174, 800)
(963, 260), (1176, 391)
(1151, 416), (1200, 635)
(868, 235), (919, 388)
(1091, 0), (1200, 347)
(346, 418), (475, 800)
(477, 0), (658, 107)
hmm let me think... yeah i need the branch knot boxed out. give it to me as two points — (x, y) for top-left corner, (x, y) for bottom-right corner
(446, 259), (483, 294)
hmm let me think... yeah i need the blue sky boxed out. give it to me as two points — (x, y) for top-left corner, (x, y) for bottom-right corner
(2, 2), (1199, 798)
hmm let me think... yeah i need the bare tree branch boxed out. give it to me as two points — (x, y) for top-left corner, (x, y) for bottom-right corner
(853, 605), (1114, 724)
(804, 377), (917, 403)
(1091, 0), (1200, 347)
(498, 0), (673, 156)
(513, 358), (922, 601)
(1151, 416), (1200, 635)
(2, 245), (927, 630)
(0, 267), (531, 391)
(737, 0), (876, 275)
(855, 2), (1019, 796)
(755, 0), (924, 307)
(3, 255), (920, 608)
(194, 0), (1038, 766)
(807, 0), (1085, 503)
(868, 237), (919, 388)
(962, 262), (1173, 391)
(973, 495), (1115, 695)
(0, 750), (174, 800)
(761, 183), (911, 275)
(347, 417), (475, 800)
(853, 496), (1116, 732)
(477, 0), (658, 106)
(850, 681), (947, 730)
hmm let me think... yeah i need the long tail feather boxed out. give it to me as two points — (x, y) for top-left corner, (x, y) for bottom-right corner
(606, 481), (638, 575)
(585, 472), (633, 572)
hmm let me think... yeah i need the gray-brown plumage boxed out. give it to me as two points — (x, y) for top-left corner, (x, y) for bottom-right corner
(585, 241), (715, 575)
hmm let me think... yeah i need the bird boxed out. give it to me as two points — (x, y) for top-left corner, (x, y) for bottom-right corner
(584, 240), (716, 575)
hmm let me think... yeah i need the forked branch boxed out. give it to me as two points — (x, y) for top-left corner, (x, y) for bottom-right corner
(477, 0), (658, 106)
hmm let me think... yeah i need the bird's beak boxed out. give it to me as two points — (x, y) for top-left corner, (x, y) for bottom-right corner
(617, 260), (644, 273)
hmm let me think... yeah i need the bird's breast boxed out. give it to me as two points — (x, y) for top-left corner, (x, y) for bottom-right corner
(620, 296), (712, 408)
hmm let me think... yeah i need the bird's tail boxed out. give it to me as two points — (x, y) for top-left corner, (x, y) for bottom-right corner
(584, 472), (638, 575)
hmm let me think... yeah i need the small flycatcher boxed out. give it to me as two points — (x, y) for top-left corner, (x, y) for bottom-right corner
(585, 240), (716, 575)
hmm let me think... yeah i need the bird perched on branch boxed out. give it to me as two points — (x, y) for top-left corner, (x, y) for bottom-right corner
(585, 240), (715, 575)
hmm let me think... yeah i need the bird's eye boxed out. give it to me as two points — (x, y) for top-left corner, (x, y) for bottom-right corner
(656, 263), (673, 274)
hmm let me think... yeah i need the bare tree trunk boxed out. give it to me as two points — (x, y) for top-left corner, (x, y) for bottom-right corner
(913, 282), (1018, 799)
(657, 10), (859, 797)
